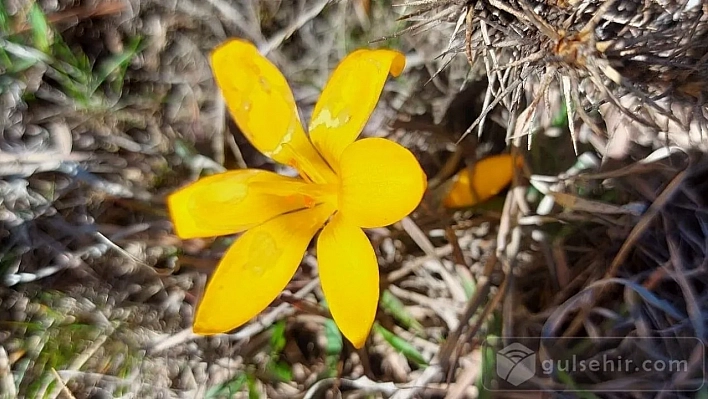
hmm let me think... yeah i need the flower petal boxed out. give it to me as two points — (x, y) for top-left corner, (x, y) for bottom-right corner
(309, 49), (405, 169)
(168, 169), (323, 239)
(193, 204), (334, 334)
(211, 39), (335, 183)
(442, 154), (517, 209)
(338, 138), (427, 228)
(317, 213), (378, 348)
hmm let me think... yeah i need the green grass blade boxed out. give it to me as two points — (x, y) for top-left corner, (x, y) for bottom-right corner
(0, 0), (10, 34)
(321, 319), (342, 378)
(27, 3), (50, 53)
(380, 289), (424, 333)
(267, 361), (293, 383)
(247, 375), (260, 399)
(204, 373), (247, 398)
(477, 336), (496, 399)
(324, 319), (343, 355)
(373, 323), (428, 367)
(269, 320), (287, 354)
(90, 36), (142, 95)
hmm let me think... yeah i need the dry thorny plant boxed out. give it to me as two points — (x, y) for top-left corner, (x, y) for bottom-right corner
(396, 0), (708, 395)
(2, 0), (708, 397)
(399, 0), (707, 155)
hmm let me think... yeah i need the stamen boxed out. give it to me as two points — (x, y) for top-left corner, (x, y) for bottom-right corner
(281, 143), (337, 184)
(303, 196), (316, 208)
(248, 181), (339, 209)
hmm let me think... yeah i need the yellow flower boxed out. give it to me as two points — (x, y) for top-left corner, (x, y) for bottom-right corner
(443, 154), (517, 209)
(167, 39), (427, 348)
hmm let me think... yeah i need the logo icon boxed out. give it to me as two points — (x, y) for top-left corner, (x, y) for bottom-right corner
(497, 342), (536, 386)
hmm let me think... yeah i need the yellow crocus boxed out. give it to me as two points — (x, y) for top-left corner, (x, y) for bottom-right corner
(167, 39), (426, 348)
(443, 154), (517, 209)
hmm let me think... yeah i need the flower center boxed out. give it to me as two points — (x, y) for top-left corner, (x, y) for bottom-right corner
(307, 183), (339, 210)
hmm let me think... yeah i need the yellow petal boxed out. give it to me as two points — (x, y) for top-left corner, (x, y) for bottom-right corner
(193, 204), (334, 334)
(309, 49), (405, 170)
(211, 39), (336, 184)
(317, 213), (378, 348)
(168, 169), (325, 239)
(338, 138), (427, 228)
(443, 154), (517, 209)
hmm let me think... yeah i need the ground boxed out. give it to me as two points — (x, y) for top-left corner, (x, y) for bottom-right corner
(1, 1), (707, 398)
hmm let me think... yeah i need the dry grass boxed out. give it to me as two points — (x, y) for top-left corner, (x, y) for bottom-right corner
(400, 0), (708, 397)
(1, 0), (707, 398)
